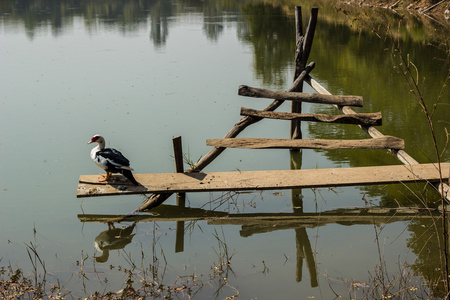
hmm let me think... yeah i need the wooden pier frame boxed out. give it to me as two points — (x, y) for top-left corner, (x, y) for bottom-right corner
(77, 6), (449, 213)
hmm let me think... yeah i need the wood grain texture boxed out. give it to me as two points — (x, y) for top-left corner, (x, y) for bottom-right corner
(240, 107), (382, 126)
(238, 85), (363, 107)
(77, 163), (450, 197)
(206, 137), (404, 150)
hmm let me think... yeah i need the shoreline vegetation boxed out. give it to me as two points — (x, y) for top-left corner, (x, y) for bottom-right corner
(336, 0), (449, 20)
(286, 0), (449, 45)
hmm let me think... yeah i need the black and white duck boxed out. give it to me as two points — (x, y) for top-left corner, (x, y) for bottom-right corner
(88, 134), (139, 185)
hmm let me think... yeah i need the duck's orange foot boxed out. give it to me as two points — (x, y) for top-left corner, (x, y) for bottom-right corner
(98, 173), (111, 182)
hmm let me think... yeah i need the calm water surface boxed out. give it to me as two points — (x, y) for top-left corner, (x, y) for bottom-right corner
(1, 0), (449, 298)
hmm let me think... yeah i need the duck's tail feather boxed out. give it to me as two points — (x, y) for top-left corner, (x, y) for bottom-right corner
(122, 169), (139, 186)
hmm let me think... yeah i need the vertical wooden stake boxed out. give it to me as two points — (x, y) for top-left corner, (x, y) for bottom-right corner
(291, 7), (318, 141)
(173, 136), (185, 252)
(291, 6), (304, 141)
(173, 136), (184, 174)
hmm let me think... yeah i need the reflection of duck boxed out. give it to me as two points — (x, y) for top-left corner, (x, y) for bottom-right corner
(94, 223), (136, 263)
(88, 134), (139, 185)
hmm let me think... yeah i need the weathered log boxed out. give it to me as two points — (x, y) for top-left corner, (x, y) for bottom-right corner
(240, 107), (382, 126)
(206, 137), (404, 150)
(238, 85), (363, 107)
(300, 7), (318, 73)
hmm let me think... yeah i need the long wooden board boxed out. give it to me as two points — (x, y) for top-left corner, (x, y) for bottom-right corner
(206, 137), (404, 150)
(77, 163), (450, 198)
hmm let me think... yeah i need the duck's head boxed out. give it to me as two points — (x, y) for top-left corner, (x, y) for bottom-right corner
(88, 134), (105, 145)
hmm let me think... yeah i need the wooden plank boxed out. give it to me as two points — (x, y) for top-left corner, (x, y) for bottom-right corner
(77, 163), (450, 198)
(206, 137), (404, 150)
(241, 107), (382, 126)
(238, 85), (363, 107)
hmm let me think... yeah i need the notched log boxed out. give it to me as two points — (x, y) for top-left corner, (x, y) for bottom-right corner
(238, 85), (363, 107)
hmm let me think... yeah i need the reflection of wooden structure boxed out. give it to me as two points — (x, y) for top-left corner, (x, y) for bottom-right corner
(78, 204), (443, 284)
(78, 205), (443, 227)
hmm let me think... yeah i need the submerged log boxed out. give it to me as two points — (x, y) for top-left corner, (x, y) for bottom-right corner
(240, 107), (382, 126)
(206, 136), (404, 150)
(238, 85), (363, 107)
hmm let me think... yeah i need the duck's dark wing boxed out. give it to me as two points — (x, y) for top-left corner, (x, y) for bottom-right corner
(96, 148), (131, 169)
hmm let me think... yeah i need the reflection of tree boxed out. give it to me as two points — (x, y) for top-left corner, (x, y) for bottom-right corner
(202, 1), (224, 42)
(239, 4), (296, 88)
(2, 0), (157, 38)
(407, 218), (449, 298)
(148, 0), (174, 48)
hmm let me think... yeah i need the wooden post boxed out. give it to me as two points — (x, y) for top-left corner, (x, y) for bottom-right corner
(291, 7), (318, 141)
(173, 136), (185, 252)
(291, 6), (304, 140)
(173, 136), (184, 174)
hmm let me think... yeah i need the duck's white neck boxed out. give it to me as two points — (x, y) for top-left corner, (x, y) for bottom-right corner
(96, 139), (105, 150)
(90, 140), (105, 159)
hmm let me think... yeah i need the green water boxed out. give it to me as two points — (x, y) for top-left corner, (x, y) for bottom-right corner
(0, 0), (448, 298)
